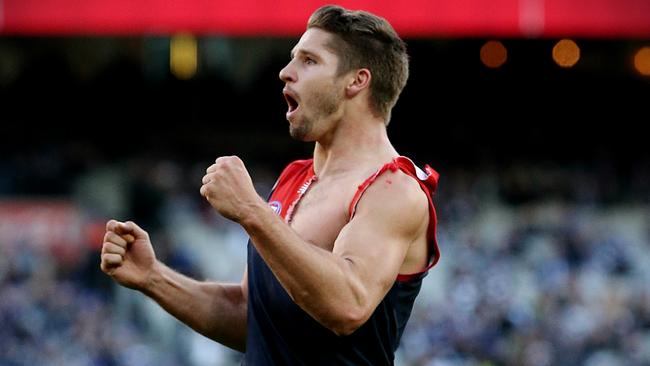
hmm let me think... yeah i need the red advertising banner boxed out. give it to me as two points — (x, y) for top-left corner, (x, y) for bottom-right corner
(0, 200), (83, 250)
(1, 0), (649, 37)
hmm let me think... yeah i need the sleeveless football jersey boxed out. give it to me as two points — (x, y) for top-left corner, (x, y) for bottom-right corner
(244, 156), (440, 365)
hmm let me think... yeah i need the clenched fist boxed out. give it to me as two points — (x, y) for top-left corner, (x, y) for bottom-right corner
(100, 219), (156, 291)
(200, 156), (265, 222)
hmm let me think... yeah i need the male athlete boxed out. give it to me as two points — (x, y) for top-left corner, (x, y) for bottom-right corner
(101, 5), (440, 365)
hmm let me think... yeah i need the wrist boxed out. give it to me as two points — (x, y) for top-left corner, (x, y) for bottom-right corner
(238, 198), (272, 230)
(140, 260), (164, 296)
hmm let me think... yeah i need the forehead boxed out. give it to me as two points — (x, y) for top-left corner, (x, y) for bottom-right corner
(291, 28), (338, 59)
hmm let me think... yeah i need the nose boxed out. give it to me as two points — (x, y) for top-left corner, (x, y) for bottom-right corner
(279, 61), (296, 83)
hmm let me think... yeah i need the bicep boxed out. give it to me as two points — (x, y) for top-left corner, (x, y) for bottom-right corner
(332, 173), (428, 302)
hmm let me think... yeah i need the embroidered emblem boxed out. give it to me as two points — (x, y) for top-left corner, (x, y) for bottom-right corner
(269, 201), (282, 215)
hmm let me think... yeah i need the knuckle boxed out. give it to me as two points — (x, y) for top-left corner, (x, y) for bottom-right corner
(106, 232), (122, 245)
(106, 243), (119, 254)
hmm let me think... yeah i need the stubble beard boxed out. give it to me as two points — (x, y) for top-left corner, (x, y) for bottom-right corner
(289, 83), (342, 141)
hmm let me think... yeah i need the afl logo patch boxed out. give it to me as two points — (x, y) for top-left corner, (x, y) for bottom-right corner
(269, 201), (282, 215)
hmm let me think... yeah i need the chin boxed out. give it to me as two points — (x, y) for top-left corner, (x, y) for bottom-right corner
(289, 126), (314, 142)
(288, 118), (316, 141)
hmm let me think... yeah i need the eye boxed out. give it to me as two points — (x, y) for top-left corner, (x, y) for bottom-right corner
(304, 57), (316, 65)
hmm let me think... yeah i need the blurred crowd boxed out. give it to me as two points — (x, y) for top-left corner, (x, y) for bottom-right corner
(399, 167), (650, 366)
(1, 148), (649, 366)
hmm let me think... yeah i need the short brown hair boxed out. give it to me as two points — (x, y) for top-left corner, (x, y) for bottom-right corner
(307, 5), (409, 125)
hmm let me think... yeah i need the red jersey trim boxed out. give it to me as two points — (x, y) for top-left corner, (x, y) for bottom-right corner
(270, 159), (314, 193)
(348, 156), (440, 282)
(268, 159), (316, 223)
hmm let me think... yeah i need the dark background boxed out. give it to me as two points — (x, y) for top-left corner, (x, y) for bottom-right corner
(2, 37), (648, 168)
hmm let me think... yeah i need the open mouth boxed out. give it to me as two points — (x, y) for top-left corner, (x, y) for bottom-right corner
(283, 89), (300, 116)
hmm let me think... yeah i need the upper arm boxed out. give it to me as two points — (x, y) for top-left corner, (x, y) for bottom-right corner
(332, 170), (429, 310)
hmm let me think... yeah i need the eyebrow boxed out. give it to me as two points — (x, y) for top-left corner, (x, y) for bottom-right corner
(290, 48), (320, 60)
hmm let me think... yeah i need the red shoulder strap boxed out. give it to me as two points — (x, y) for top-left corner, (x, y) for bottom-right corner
(270, 159), (314, 193)
(348, 161), (399, 219)
(348, 157), (441, 282)
(268, 159), (314, 220)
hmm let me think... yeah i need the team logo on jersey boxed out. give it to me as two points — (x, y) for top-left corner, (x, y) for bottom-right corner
(269, 201), (282, 215)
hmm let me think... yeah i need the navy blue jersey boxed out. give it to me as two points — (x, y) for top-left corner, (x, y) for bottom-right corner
(244, 157), (440, 365)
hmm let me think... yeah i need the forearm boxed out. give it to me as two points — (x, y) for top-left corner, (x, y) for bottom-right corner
(241, 205), (368, 334)
(142, 261), (247, 351)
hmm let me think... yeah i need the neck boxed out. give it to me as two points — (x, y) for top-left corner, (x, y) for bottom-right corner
(312, 114), (398, 178)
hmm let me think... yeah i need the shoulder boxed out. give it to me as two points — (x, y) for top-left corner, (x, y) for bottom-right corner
(365, 167), (429, 211)
(353, 167), (429, 234)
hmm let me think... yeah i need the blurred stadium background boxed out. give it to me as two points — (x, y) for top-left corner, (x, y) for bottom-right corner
(1, 0), (649, 365)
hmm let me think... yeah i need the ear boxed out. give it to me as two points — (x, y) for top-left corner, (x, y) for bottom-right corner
(345, 68), (371, 98)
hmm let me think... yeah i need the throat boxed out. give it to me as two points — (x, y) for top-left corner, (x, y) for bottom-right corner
(313, 122), (396, 177)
